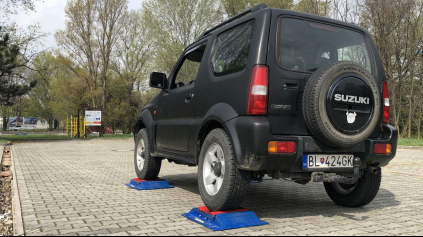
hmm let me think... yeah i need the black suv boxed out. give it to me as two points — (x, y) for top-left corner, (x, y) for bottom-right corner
(133, 4), (398, 211)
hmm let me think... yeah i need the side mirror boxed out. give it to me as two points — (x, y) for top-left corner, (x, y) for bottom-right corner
(150, 72), (167, 89)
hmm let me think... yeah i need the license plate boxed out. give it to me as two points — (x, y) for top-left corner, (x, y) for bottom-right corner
(302, 154), (354, 170)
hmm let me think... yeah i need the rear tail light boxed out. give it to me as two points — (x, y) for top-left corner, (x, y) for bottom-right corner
(247, 65), (268, 115)
(383, 81), (390, 123)
(374, 144), (392, 154)
(268, 141), (297, 154)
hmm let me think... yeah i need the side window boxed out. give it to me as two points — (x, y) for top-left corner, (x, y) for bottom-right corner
(172, 44), (206, 89)
(211, 20), (255, 76)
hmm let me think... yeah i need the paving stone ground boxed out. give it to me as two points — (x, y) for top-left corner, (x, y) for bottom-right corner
(11, 139), (423, 236)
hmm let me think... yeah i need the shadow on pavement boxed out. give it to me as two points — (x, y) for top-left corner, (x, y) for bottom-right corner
(161, 173), (400, 221)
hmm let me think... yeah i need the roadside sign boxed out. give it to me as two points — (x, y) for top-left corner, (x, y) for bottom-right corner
(85, 111), (101, 126)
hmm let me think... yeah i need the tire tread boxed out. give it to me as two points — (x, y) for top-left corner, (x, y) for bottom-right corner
(135, 129), (162, 180)
(324, 168), (382, 207)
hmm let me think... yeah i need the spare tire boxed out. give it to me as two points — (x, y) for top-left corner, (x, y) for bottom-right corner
(303, 62), (380, 148)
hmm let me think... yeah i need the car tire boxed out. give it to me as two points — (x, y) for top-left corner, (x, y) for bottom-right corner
(198, 128), (250, 211)
(324, 168), (382, 207)
(134, 128), (162, 180)
(303, 61), (381, 148)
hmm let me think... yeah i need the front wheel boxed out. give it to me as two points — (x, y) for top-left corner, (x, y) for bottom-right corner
(134, 128), (162, 180)
(324, 168), (382, 207)
(198, 128), (250, 211)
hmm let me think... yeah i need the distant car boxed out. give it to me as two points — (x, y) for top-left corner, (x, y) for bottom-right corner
(133, 4), (398, 211)
(104, 127), (113, 134)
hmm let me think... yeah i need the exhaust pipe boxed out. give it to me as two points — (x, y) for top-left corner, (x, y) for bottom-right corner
(367, 166), (379, 174)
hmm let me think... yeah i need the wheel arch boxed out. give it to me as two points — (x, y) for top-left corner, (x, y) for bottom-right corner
(133, 110), (154, 144)
(195, 103), (242, 166)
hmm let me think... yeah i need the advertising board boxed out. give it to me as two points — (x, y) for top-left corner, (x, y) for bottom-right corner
(85, 111), (101, 126)
(8, 117), (38, 129)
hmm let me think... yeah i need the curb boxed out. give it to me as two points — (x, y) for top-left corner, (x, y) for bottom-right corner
(11, 145), (24, 236)
(398, 146), (423, 150)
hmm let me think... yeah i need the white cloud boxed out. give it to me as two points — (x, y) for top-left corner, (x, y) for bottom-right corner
(8, 0), (144, 50)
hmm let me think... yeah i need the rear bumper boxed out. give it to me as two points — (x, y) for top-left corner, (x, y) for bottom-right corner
(224, 116), (398, 172)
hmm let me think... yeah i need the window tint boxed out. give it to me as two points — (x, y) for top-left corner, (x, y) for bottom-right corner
(211, 20), (255, 76)
(277, 18), (372, 73)
(172, 45), (206, 89)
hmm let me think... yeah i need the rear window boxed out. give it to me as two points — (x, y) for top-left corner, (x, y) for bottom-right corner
(277, 18), (372, 73)
(211, 20), (255, 76)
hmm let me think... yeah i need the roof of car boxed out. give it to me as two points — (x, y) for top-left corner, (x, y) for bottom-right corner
(198, 4), (368, 41)
(269, 8), (367, 33)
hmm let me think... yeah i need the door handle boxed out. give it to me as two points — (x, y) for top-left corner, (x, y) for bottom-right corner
(185, 93), (194, 100)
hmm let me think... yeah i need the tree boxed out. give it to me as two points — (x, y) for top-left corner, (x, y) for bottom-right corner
(265, 0), (294, 9)
(55, 0), (128, 112)
(26, 51), (58, 130)
(112, 9), (152, 96)
(360, 0), (423, 137)
(142, 0), (222, 74)
(106, 9), (153, 132)
(220, 0), (252, 17)
(0, 26), (36, 107)
(294, 0), (331, 17)
(0, 0), (38, 18)
(220, 0), (293, 18)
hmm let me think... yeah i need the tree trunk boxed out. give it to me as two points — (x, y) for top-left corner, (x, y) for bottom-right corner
(2, 117), (8, 131)
(48, 114), (54, 131)
(408, 69), (415, 138)
(418, 104), (421, 140)
(54, 120), (59, 129)
(102, 79), (106, 111)
(2, 107), (8, 131)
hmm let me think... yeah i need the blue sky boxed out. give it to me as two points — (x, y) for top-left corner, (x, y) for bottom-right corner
(9, 0), (145, 50)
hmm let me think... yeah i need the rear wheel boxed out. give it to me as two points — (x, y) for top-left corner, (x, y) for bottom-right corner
(134, 128), (162, 180)
(324, 168), (382, 207)
(198, 128), (250, 211)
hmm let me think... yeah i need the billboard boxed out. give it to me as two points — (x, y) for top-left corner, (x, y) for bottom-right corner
(9, 117), (23, 128)
(9, 117), (38, 129)
(85, 111), (101, 126)
(24, 117), (38, 128)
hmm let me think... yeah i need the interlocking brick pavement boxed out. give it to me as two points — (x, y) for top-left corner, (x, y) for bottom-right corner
(11, 139), (423, 236)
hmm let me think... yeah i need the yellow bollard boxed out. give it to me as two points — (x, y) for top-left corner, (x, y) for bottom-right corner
(66, 117), (68, 137)
(83, 117), (86, 138)
(80, 116), (83, 137)
(71, 115), (73, 138)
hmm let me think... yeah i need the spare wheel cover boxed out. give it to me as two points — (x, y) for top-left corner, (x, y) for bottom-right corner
(303, 62), (380, 148)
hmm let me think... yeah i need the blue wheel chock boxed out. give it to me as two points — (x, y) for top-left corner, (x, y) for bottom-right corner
(125, 178), (174, 190)
(182, 206), (268, 231)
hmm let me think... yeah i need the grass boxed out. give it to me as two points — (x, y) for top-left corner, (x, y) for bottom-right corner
(0, 133), (133, 144)
(0, 129), (61, 133)
(0, 135), (71, 144)
(398, 138), (423, 147)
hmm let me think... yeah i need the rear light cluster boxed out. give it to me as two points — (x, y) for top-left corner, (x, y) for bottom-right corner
(383, 81), (390, 124)
(268, 141), (297, 154)
(374, 144), (392, 154)
(247, 65), (268, 115)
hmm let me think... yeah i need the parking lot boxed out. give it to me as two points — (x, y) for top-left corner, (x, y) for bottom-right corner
(11, 139), (423, 236)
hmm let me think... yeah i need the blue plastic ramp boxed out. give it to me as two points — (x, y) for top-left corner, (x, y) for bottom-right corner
(125, 178), (174, 190)
(182, 206), (268, 231)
